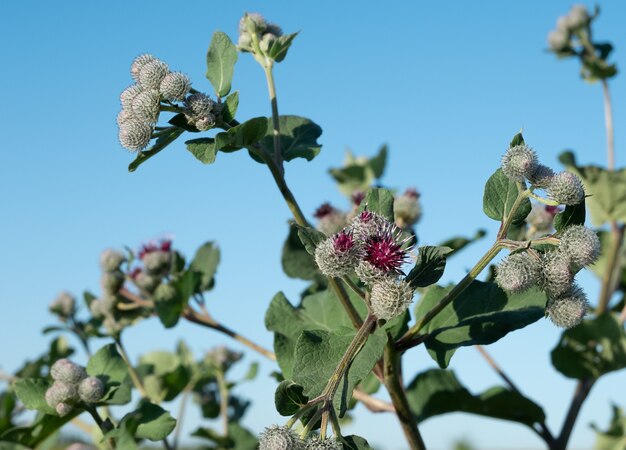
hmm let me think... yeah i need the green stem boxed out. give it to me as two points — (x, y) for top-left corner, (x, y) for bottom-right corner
(115, 337), (147, 398)
(396, 243), (503, 350)
(85, 405), (115, 449)
(601, 79), (614, 171)
(263, 64), (283, 171)
(554, 379), (594, 450)
(342, 276), (367, 302)
(159, 104), (183, 113)
(383, 340), (426, 450)
(597, 224), (624, 313)
(215, 370), (230, 436)
(498, 187), (529, 240)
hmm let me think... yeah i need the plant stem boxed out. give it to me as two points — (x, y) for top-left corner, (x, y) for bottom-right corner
(115, 337), (147, 398)
(342, 276), (367, 302)
(263, 64), (283, 171)
(602, 80), (615, 171)
(85, 405), (115, 449)
(215, 370), (230, 436)
(554, 379), (594, 450)
(172, 388), (191, 450)
(498, 187), (529, 240)
(597, 224), (624, 314)
(352, 389), (395, 413)
(396, 243), (503, 350)
(383, 340), (426, 450)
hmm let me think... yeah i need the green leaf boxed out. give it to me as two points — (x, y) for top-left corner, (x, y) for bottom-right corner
(415, 281), (546, 368)
(86, 343), (131, 405)
(128, 128), (185, 172)
(222, 91), (239, 123)
(282, 224), (320, 280)
(405, 368), (545, 427)
(342, 435), (375, 450)
(139, 351), (190, 403)
(154, 283), (184, 329)
(439, 229), (487, 257)
(206, 31), (237, 97)
(559, 151), (626, 226)
(274, 380), (309, 416)
(554, 201), (586, 231)
(0, 412), (78, 448)
(243, 362), (259, 381)
(267, 32), (299, 63)
(190, 241), (220, 291)
(483, 169), (531, 227)
(168, 113), (200, 132)
(368, 145), (387, 178)
(591, 404), (626, 450)
(186, 138), (217, 164)
(296, 225), (327, 255)
(227, 422), (258, 450)
(328, 147), (387, 197)
(358, 188), (395, 222)
(551, 314), (626, 379)
(216, 117), (268, 152)
(118, 401), (176, 441)
(509, 132), (525, 147)
(13, 379), (54, 415)
(259, 116), (322, 162)
(405, 246), (452, 289)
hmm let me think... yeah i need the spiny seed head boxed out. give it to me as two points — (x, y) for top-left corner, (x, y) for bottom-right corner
(547, 172), (585, 206)
(394, 189), (422, 228)
(184, 92), (215, 120)
(350, 210), (391, 242)
(50, 359), (86, 384)
(49, 291), (76, 318)
(78, 377), (105, 403)
(304, 437), (343, 450)
(55, 402), (74, 417)
(528, 164), (555, 188)
(160, 72), (191, 102)
(565, 4), (590, 30)
(362, 226), (409, 275)
(541, 250), (574, 298)
(131, 89), (160, 124)
(100, 249), (126, 272)
(194, 114), (216, 131)
(142, 250), (171, 274)
(131, 54), (158, 82)
(116, 109), (135, 127)
(119, 84), (143, 109)
(45, 381), (78, 408)
(495, 252), (542, 293)
(118, 121), (152, 152)
(559, 225), (600, 269)
(355, 259), (389, 286)
(132, 269), (160, 293)
(138, 59), (169, 90)
(370, 277), (415, 320)
(258, 425), (302, 450)
(314, 232), (362, 277)
(548, 28), (569, 51)
(501, 145), (539, 182)
(101, 270), (125, 294)
(546, 285), (588, 329)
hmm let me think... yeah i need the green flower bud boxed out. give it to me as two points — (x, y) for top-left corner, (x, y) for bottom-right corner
(100, 293), (120, 314)
(546, 285), (588, 329)
(133, 270), (160, 293)
(559, 225), (600, 269)
(78, 377), (105, 404)
(304, 437), (342, 450)
(118, 121), (152, 152)
(100, 249), (126, 272)
(501, 144), (538, 182)
(153, 283), (178, 304)
(55, 402), (74, 417)
(370, 277), (414, 321)
(258, 425), (302, 450)
(49, 291), (76, 318)
(101, 270), (125, 294)
(541, 250), (573, 298)
(160, 72), (191, 102)
(528, 164), (555, 188)
(131, 54), (158, 82)
(548, 29), (569, 52)
(142, 250), (171, 274)
(355, 260), (388, 286)
(495, 252), (542, 293)
(547, 172), (585, 206)
(131, 89), (160, 124)
(239, 13), (268, 36)
(195, 114), (216, 131)
(565, 4), (590, 30)
(50, 359), (86, 384)
(138, 59), (169, 91)
(394, 188), (422, 228)
(45, 381), (77, 408)
(116, 109), (135, 127)
(89, 299), (105, 319)
(184, 92), (215, 121)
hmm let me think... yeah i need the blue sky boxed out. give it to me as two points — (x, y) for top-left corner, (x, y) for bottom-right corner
(1, 1), (625, 449)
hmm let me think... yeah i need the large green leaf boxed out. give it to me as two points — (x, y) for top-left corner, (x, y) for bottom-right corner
(0, 412), (78, 448)
(405, 369), (545, 427)
(138, 351), (191, 403)
(405, 246), (452, 289)
(415, 281), (546, 368)
(117, 401), (177, 441)
(551, 314), (626, 379)
(483, 168), (531, 227)
(259, 116), (322, 162)
(206, 31), (237, 97)
(186, 138), (217, 164)
(190, 241), (220, 291)
(86, 343), (131, 405)
(274, 380), (309, 416)
(13, 379), (54, 415)
(357, 188), (394, 222)
(282, 224), (319, 280)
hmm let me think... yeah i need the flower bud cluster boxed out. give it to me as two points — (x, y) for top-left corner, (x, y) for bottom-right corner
(501, 145), (585, 206)
(496, 224), (599, 329)
(46, 359), (104, 416)
(258, 426), (342, 450)
(237, 13), (283, 59)
(49, 291), (76, 320)
(393, 188), (422, 228)
(548, 4), (590, 52)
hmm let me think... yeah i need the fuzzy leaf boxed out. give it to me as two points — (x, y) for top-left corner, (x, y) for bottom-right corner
(282, 224), (319, 280)
(222, 91), (239, 123)
(13, 379), (54, 415)
(358, 188), (395, 222)
(296, 225), (327, 256)
(206, 31), (237, 97)
(118, 401), (176, 441)
(260, 115), (322, 162)
(483, 169), (531, 226)
(405, 246), (452, 289)
(186, 138), (217, 164)
(86, 343), (131, 405)
(267, 32), (299, 63)
(190, 241), (220, 291)
(274, 380), (309, 416)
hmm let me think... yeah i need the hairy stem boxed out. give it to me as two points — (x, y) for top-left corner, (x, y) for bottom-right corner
(498, 186), (529, 240)
(115, 337), (147, 398)
(263, 64), (283, 171)
(554, 379), (594, 450)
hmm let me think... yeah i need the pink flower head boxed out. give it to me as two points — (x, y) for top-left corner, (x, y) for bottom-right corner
(404, 188), (420, 199)
(333, 231), (354, 253)
(545, 205), (560, 217)
(363, 228), (408, 274)
(139, 239), (172, 260)
(351, 191), (366, 206)
(313, 202), (336, 219)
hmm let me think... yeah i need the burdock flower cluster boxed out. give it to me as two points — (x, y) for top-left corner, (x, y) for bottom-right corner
(45, 359), (104, 417)
(314, 210), (415, 320)
(237, 13), (283, 56)
(259, 425), (342, 450)
(547, 4), (590, 52)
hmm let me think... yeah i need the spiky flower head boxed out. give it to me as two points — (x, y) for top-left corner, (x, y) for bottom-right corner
(184, 92), (215, 120)
(528, 164), (555, 188)
(239, 12), (268, 35)
(142, 250), (171, 274)
(101, 270), (125, 294)
(495, 252), (542, 293)
(132, 269), (160, 293)
(138, 59), (169, 90)
(304, 437), (343, 450)
(361, 225), (409, 275)
(547, 172), (585, 206)
(195, 114), (216, 131)
(548, 29), (569, 52)
(315, 231), (362, 277)
(116, 109), (135, 127)
(565, 4), (590, 30)
(55, 402), (74, 417)
(501, 145), (539, 182)
(541, 250), (574, 298)
(100, 249), (126, 272)
(131, 89), (160, 124)
(370, 277), (415, 321)
(314, 203), (348, 236)
(50, 359), (86, 384)
(120, 84), (143, 110)
(394, 188), (422, 228)
(546, 285), (588, 328)
(49, 291), (76, 318)
(258, 425), (302, 450)
(559, 225), (600, 269)
(154, 283), (178, 304)
(131, 54), (157, 82)
(45, 381), (78, 408)
(350, 210), (391, 242)
(118, 121), (152, 152)
(354, 260), (388, 286)
(78, 377), (105, 403)
(159, 72), (191, 102)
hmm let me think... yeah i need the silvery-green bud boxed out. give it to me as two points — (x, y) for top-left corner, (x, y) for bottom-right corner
(501, 144), (538, 182)
(355, 260), (389, 286)
(394, 188), (422, 228)
(131, 54), (158, 82)
(45, 381), (78, 407)
(120, 84), (143, 110)
(160, 72), (191, 102)
(103, 316), (123, 336)
(184, 92), (215, 120)
(565, 4), (590, 30)
(50, 359), (86, 384)
(304, 437), (342, 450)
(154, 283), (178, 303)
(370, 278), (414, 321)
(528, 164), (555, 188)
(350, 210), (390, 242)
(118, 121), (152, 152)
(559, 225), (600, 269)
(258, 425), (302, 450)
(133, 270), (160, 293)
(78, 377), (105, 403)
(195, 114), (216, 131)
(49, 291), (76, 318)
(131, 89), (160, 124)
(546, 285), (588, 329)
(100, 293), (119, 314)
(495, 252), (542, 293)
(138, 60), (169, 90)
(101, 270), (125, 294)
(548, 29), (569, 51)
(239, 13), (267, 35)
(100, 249), (126, 272)
(541, 250), (574, 298)
(547, 172), (585, 206)
(89, 299), (105, 319)
(116, 109), (135, 127)
(55, 402), (74, 417)
(142, 250), (171, 274)
(314, 231), (362, 277)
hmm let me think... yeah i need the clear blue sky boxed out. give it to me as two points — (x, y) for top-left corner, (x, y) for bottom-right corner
(1, 1), (625, 449)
